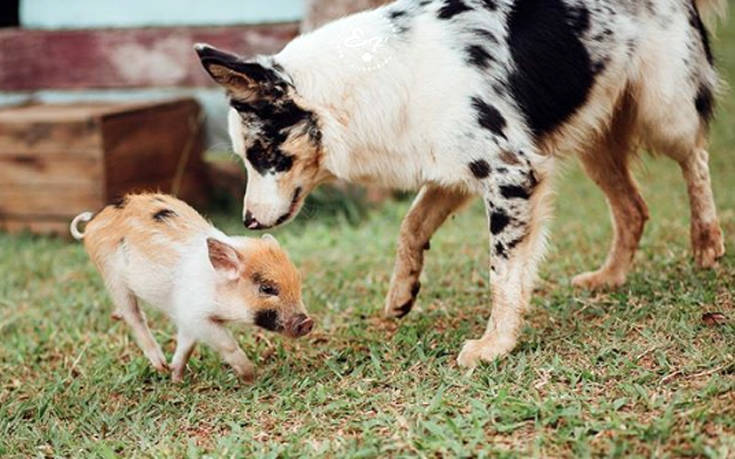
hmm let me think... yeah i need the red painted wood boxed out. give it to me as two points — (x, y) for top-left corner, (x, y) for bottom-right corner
(0, 24), (299, 91)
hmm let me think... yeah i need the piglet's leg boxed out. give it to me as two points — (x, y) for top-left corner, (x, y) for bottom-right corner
(458, 154), (553, 368)
(110, 289), (168, 372)
(171, 332), (197, 383)
(197, 322), (255, 382)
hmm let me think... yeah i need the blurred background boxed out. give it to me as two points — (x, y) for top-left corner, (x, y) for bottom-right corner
(0, 0), (392, 236)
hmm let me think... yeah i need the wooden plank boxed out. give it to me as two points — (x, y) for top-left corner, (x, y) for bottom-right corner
(0, 154), (102, 188)
(0, 187), (102, 217)
(0, 119), (102, 156)
(0, 24), (299, 90)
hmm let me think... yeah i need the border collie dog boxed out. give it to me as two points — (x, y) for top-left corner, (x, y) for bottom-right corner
(195, 0), (726, 368)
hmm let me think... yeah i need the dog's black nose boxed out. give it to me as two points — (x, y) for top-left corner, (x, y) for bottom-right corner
(243, 211), (261, 230)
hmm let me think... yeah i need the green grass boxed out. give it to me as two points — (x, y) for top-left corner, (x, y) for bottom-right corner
(2, 19), (735, 459)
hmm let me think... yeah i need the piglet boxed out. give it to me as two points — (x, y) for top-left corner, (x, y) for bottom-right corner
(70, 193), (313, 382)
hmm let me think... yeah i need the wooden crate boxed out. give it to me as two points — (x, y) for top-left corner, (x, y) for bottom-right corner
(0, 99), (209, 236)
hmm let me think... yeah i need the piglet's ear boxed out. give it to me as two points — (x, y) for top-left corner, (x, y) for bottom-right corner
(194, 43), (284, 100)
(207, 238), (242, 280)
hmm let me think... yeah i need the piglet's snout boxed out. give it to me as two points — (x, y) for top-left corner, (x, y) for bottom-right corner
(286, 313), (313, 337)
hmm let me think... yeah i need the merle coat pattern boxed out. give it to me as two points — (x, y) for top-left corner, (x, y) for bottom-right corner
(196, 0), (726, 368)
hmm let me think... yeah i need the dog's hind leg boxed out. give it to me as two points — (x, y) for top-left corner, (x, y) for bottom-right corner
(572, 154), (648, 290)
(572, 93), (649, 290)
(384, 185), (471, 318)
(629, 8), (724, 267)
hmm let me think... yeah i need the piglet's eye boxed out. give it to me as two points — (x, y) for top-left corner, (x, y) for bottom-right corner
(259, 284), (279, 296)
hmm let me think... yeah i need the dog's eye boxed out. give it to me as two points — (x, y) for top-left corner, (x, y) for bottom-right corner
(259, 284), (279, 296)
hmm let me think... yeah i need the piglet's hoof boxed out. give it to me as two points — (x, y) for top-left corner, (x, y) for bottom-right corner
(236, 365), (256, 384)
(147, 352), (170, 373)
(172, 367), (186, 383)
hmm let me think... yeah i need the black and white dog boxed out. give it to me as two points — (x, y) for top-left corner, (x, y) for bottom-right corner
(195, 0), (726, 368)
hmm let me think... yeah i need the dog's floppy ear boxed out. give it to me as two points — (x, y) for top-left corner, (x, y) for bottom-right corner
(194, 43), (285, 101)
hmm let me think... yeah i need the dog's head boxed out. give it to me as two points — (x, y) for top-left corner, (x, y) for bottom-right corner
(195, 44), (328, 230)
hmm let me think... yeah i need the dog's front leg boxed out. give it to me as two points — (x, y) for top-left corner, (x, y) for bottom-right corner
(385, 185), (471, 318)
(458, 157), (553, 368)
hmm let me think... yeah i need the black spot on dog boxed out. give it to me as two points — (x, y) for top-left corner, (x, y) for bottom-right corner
(395, 281), (422, 318)
(695, 84), (714, 122)
(469, 159), (491, 178)
(507, 236), (525, 250)
(246, 142), (294, 175)
(472, 97), (507, 139)
(231, 98), (318, 176)
(423, 241), (431, 251)
(490, 210), (510, 235)
(500, 184), (531, 199)
(411, 281), (422, 298)
(592, 60), (608, 75)
(270, 59), (285, 74)
(507, 0), (596, 138)
(396, 299), (415, 318)
(438, 0), (472, 19)
(472, 28), (498, 44)
(388, 9), (412, 33)
(466, 45), (494, 68)
(481, 0), (498, 11)
(254, 309), (281, 332)
(495, 242), (508, 258)
(152, 209), (177, 222)
(688, 1), (713, 65)
(567, 5), (590, 34)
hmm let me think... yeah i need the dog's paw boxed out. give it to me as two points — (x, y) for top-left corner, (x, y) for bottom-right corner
(457, 337), (514, 369)
(384, 279), (421, 319)
(571, 269), (626, 290)
(692, 221), (725, 269)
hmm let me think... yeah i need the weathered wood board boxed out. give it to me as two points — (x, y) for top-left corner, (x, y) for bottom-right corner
(0, 99), (209, 237)
(0, 24), (298, 91)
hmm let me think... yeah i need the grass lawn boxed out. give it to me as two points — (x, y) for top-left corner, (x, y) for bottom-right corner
(2, 17), (735, 459)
